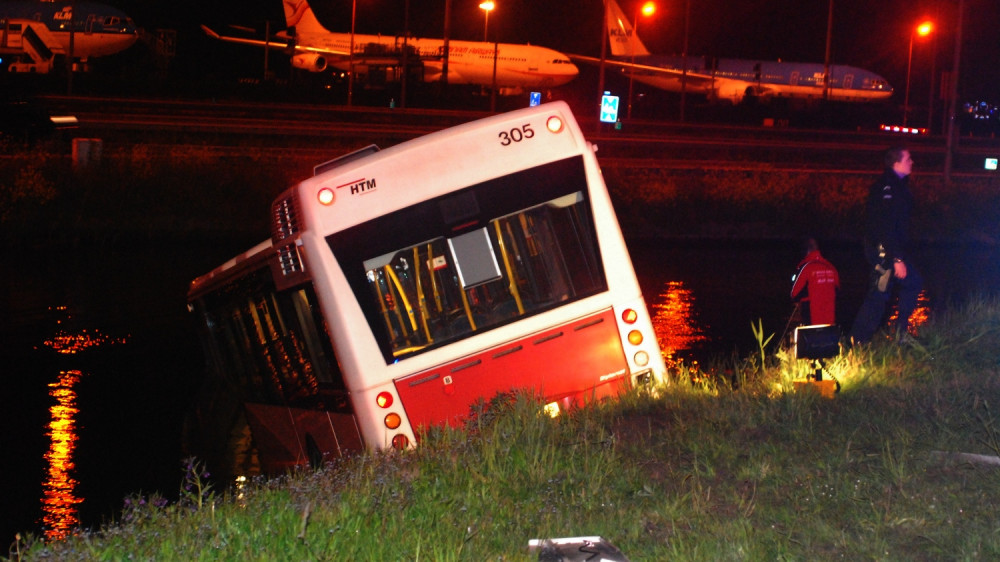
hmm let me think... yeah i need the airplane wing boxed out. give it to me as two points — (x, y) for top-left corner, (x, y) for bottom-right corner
(567, 53), (727, 91)
(201, 25), (346, 57)
(202, 25), (424, 70)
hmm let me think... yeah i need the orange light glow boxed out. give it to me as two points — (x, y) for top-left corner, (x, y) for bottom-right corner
(640, 1), (655, 17)
(627, 329), (643, 345)
(916, 21), (933, 37)
(43, 328), (127, 354)
(42, 369), (84, 541)
(650, 280), (708, 367)
(889, 290), (931, 337)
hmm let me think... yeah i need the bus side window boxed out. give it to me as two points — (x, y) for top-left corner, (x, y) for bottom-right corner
(197, 269), (349, 410)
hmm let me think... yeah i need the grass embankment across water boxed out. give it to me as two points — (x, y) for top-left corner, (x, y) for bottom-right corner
(15, 296), (1000, 560)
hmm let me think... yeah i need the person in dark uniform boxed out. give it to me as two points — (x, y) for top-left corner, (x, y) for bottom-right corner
(791, 237), (840, 325)
(849, 146), (923, 344)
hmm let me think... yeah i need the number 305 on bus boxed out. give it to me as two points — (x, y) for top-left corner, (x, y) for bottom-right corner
(186, 101), (666, 476)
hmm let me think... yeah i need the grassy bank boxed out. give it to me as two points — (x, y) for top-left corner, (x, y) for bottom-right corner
(15, 296), (1000, 560)
(2, 138), (999, 244)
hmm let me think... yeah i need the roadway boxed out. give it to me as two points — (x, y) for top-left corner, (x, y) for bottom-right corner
(37, 95), (1000, 176)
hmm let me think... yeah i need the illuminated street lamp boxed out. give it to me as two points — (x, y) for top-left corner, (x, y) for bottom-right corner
(479, 1), (495, 41)
(903, 20), (933, 127)
(627, 1), (655, 119)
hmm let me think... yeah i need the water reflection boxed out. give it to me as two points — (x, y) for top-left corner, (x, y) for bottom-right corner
(649, 281), (707, 365)
(42, 370), (83, 540)
(39, 307), (128, 540)
(646, 280), (932, 365)
(891, 290), (931, 336)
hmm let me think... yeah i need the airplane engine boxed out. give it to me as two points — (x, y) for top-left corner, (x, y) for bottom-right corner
(291, 53), (327, 73)
(497, 87), (524, 97)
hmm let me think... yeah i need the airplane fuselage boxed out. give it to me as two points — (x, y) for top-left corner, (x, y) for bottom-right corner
(0, 0), (137, 65)
(626, 55), (893, 103)
(287, 31), (578, 92)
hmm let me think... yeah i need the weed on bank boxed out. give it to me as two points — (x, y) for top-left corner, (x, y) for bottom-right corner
(14, 296), (1000, 560)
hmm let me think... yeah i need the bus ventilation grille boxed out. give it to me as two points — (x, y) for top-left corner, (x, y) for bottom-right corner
(277, 243), (304, 275)
(271, 196), (301, 241)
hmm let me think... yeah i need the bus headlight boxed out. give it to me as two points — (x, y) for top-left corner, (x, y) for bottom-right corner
(318, 187), (335, 205)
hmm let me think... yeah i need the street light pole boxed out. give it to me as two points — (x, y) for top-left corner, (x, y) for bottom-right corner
(679, 0), (689, 122)
(627, 1), (654, 120)
(479, 1), (494, 41)
(903, 20), (933, 127)
(944, 0), (965, 184)
(348, 0), (356, 106)
(597, 0), (608, 132)
(823, 0), (833, 101)
(479, 1), (497, 110)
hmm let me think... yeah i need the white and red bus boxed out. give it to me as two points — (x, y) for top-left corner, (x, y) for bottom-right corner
(186, 102), (666, 476)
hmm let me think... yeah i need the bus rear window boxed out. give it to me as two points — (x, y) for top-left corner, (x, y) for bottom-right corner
(329, 157), (606, 362)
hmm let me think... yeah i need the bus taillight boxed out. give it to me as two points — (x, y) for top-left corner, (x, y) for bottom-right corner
(621, 309), (638, 324)
(376, 391), (394, 408)
(391, 434), (409, 450)
(384, 412), (402, 430)
(546, 116), (564, 134)
(627, 330), (643, 345)
(317, 187), (335, 206)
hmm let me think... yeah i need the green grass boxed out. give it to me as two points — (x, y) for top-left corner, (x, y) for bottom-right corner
(14, 295), (1000, 560)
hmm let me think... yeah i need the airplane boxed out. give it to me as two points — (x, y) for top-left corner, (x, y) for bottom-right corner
(201, 0), (579, 96)
(0, 1), (138, 73)
(570, 0), (893, 105)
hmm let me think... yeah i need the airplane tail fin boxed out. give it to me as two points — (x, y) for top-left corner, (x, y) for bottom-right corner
(283, 0), (331, 35)
(605, 0), (650, 57)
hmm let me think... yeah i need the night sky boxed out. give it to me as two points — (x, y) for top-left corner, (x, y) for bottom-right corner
(112, 0), (999, 104)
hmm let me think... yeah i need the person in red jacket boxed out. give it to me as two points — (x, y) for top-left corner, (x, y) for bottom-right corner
(791, 237), (840, 325)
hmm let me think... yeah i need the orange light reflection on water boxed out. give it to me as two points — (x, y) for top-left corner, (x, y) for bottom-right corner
(42, 369), (83, 540)
(39, 307), (127, 541)
(889, 289), (931, 335)
(649, 281), (708, 369)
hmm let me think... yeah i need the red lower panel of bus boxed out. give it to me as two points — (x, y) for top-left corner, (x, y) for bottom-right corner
(395, 308), (629, 431)
(244, 403), (364, 473)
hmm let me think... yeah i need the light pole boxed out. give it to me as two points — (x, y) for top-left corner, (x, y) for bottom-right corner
(480, 1), (498, 111)
(903, 20), (933, 127)
(597, 0), (608, 132)
(347, 0), (357, 106)
(627, 1), (655, 119)
(479, 1), (494, 41)
(679, 0), (689, 122)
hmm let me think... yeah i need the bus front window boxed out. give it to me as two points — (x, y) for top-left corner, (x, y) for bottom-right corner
(361, 189), (604, 360)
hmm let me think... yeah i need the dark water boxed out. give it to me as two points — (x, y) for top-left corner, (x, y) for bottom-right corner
(2, 238), (999, 542)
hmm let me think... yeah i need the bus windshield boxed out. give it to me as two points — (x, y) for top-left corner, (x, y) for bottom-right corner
(329, 156), (606, 362)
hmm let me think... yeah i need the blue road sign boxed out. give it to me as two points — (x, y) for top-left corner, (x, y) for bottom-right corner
(600, 95), (619, 123)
